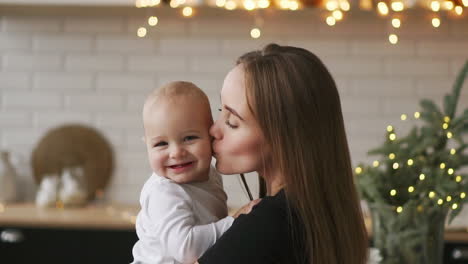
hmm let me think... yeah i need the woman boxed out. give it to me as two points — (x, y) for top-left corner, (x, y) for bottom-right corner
(198, 44), (368, 264)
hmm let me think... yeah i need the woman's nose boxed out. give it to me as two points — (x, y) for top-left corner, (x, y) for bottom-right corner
(209, 119), (222, 140)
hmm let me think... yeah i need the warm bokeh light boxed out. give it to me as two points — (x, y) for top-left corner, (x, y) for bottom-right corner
(250, 28), (261, 38)
(432, 17), (441, 28)
(137, 27), (147, 37)
(378, 2), (389, 15)
(182, 7), (194, 17)
(148, 16), (158, 26)
(392, 18), (401, 28)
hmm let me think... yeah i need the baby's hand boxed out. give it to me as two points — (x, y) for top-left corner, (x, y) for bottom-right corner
(232, 199), (262, 218)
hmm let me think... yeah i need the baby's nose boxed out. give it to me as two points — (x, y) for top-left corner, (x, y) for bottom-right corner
(170, 145), (186, 159)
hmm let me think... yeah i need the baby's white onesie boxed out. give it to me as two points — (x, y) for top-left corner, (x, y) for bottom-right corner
(131, 167), (234, 264)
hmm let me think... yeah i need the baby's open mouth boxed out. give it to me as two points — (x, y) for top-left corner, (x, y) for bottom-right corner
(168, 161), (194, 169)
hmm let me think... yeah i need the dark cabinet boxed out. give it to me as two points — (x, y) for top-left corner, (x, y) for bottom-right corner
(0, 226), (138, 264)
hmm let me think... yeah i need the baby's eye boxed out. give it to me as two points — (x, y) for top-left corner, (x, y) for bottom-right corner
(153, 141), (167, 148)
(184, 135), (199, 141)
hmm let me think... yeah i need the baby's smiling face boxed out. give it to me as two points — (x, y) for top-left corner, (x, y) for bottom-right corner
(143, 96), (213, 184)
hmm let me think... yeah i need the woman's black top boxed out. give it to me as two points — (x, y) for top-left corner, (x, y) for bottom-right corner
(198, 189), (307, 264)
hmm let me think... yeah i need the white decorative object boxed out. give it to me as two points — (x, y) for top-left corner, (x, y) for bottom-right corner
(0, 151), (18, 203)
(59, 167), (87, 207)
(35, 174), (60, 208)
(368, 247), (383, 264)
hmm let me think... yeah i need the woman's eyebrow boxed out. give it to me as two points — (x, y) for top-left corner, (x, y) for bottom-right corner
(224, 105), (244, 121)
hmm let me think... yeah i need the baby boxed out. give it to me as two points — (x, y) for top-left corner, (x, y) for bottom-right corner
(131, 81), (234, 264)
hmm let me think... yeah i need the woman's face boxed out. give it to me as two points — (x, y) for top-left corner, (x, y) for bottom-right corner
(210, 64), (269, 175)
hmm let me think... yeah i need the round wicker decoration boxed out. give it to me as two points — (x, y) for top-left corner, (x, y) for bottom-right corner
(31, 124), (114, 200)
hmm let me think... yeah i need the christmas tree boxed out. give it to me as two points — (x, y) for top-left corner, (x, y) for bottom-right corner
(356, 60), (468, 224)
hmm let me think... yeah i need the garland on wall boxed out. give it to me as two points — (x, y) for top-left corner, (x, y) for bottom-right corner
(134, 0), (467, 43)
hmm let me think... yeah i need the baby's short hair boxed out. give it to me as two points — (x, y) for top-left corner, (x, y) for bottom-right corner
(145, 81), (209, 106)
(143, 81), (212, 123)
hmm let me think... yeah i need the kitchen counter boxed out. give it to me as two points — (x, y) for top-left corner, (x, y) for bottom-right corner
(1, 203), (468, 242)
(0, 202), (138, 230)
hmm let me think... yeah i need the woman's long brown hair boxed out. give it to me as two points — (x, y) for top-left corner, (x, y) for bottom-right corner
(237, 44), (368, 264)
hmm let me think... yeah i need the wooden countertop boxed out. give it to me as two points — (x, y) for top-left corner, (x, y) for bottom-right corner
(0, 202), (139, 230)
(1, 203), (467, 243)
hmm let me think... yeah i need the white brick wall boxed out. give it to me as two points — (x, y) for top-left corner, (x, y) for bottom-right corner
(1, 8), (467, 214)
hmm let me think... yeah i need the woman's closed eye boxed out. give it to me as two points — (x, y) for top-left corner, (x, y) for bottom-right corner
(225, 120), (238, 129)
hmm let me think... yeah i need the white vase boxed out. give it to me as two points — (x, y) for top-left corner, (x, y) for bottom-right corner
(0, 151), (18, 203)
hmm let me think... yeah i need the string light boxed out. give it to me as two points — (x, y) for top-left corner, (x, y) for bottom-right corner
(444, 1), (454, 10)
(401, 114), (407, 120)
(148, 16), (158, 26)
(444, 116), (450, 122)
(419, 173), (426, 180)
(463, 0), (468, 7)
(340, 1), (350, 11)
(279, 0), (290, 9)
(455, 175), (462, 182)
(448, 168), (454, 175)
(289, 0), (299, 10)
(407, 159), (414, 166)
(432, 17), (441, 28)
(378, 2), (389, 15)
(182, 6), (194, 17)
(390, 189), (397, 196)
(396, 206), (403, 213)
(414, 112), (420, 119)
(387, 125), (394, 132)
(443, 123), (449, 129)
(250, 27), (261, 38)
(455, 6), (463, 15)
(417, 205), (424, 212)
(389, 34), (398, 44)
(391, 1), (405, 11)
(333, 10), (344, 20)
(355, 167), (363, 174)
(393, 162), (399, 169)
(149, 0), (161, 6)
(450, 148), (456, 155)
(326, 16), (336, 26)
(431, 1), (441, 11)
(452, 203), (458, 210)
(389, 133), (397, 140)
(437, 198), (444, 205)
(170, 0), (180, 8)
(446, 196), (452, 202)
(389, 153), (396, 160)
(373, 160), (380, 167)
(216, 0), (226, 7)
(440, 163), (446, 169)
(137, 27), (147, 37)
(447, 131), (453, 138)
(225, 0), (237, 10)
(392, 18), (401, 28)
(461, 192), (466, 199)
(244, 0), (256, 10)
(258, 0), (270, 8)
(326, 0), (339, 11)
(429, 191), (436, 198)
(408, 186), (415, 193)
